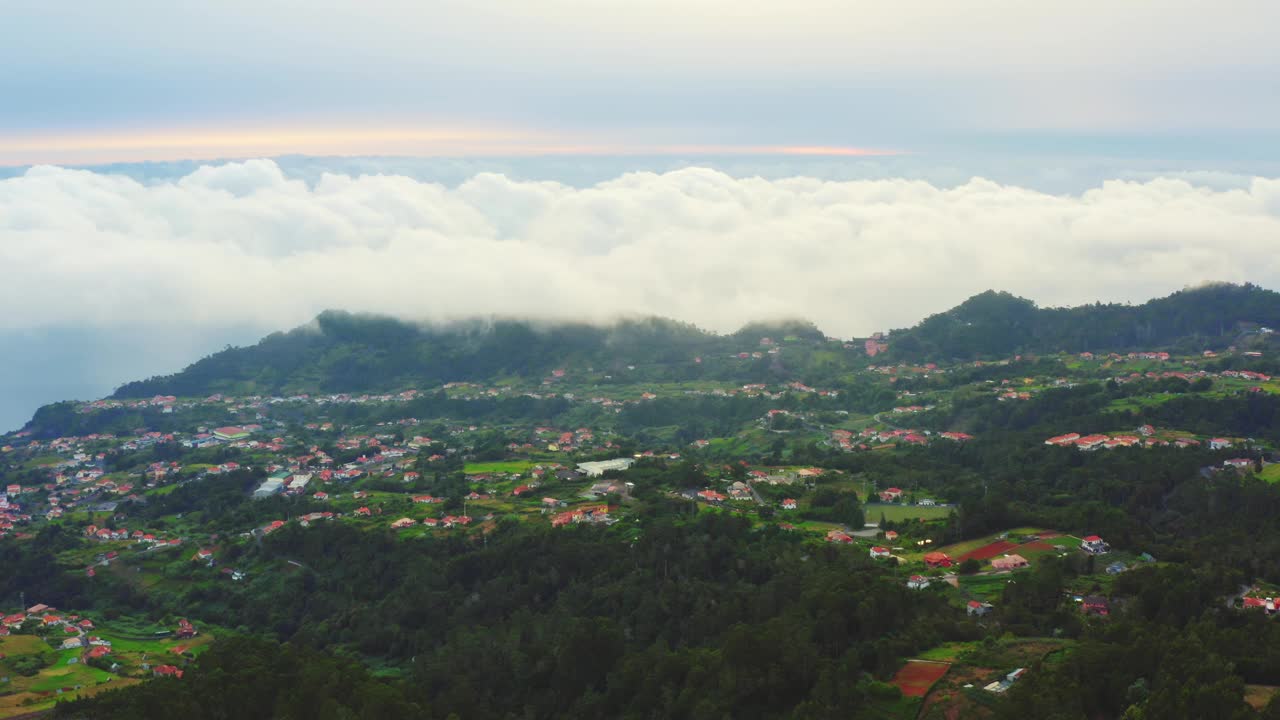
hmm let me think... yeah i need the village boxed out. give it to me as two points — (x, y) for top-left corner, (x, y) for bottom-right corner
(3, 336), (1280, 717)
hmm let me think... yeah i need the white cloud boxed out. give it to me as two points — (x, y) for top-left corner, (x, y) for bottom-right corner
(3, 159), (1280, 339)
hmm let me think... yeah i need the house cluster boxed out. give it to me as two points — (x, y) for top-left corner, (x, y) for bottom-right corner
(551, 504), (613, 527)
(2, 603), (107, 649)
(1044, 433), (1144, 451)
(83, 525), (181, 547)
(1048, 427), (1247, 452)
(390, 514), (474, 530)
(868, 362), (944, 379)
(832, 427), (967, 452)
(1241, 596), (1280, 614)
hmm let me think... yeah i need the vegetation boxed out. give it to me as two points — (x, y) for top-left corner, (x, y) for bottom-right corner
(0, 283), (1279, 718)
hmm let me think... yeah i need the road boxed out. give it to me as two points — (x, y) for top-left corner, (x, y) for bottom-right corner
(1226, 583), (1253, 610)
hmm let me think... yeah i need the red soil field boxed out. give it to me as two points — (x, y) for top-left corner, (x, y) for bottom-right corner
(891, 660), (951, 697)
(958, 540), (1017, 562)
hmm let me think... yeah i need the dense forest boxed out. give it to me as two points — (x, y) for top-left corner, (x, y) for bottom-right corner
(111, 313), (823, 398)
(887, 283), (1280, 361)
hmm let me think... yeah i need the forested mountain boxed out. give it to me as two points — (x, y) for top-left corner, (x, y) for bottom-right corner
(112, 284), (1280, 400)
(888, 283), (1280, 361)
(114, 313), (737, 398)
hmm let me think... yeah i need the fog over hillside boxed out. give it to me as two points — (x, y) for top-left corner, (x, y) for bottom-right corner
(4, 158), (1280, 430)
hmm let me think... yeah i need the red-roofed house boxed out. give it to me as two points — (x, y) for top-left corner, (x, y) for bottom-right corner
(781, 498), (797, 510)
(923, 551), (953, 568)
(869, 546), (892, 559)
(1075, 434), (1110, 450)
(697, 489), (727, 503)
(1080, 536), (1108, 554)
(967, 600), (993, 616)
(879, 487), (903, 502)
(1045, 433), (1082, 446)
(1082, 595), (1110, 616)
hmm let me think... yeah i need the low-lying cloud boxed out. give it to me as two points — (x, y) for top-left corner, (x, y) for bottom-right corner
(3, 159), (1280, 339)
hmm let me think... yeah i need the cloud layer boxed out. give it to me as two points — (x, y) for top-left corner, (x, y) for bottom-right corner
(3, 159), (1280, 339)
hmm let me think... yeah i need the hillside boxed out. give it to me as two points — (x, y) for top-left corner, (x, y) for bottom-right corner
(111, 284), (1280, 400)
(8, 283), (1280, 719)
(112, 312), (746, 398)
(887, 283), (1280, 361)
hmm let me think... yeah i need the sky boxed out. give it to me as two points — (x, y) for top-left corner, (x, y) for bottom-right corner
(4, 1), (1280, 162)
(2, 0), (1280, 430)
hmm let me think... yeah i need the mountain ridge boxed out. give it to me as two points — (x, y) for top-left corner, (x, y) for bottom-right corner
(107, 283), (1280, 401)
(886, 282), (1280, 360)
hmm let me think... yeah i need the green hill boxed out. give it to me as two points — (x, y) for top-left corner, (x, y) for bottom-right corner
(112, 312), (752, 398)
(887, 282), (1280, 361)
(110, 283), (1280, 399)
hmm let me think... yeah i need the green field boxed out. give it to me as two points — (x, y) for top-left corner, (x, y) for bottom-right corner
(22, 455), (65, 469)
(1259, 464), (1280, 483)
(958, 573), (1020, 601)
(915, 642), (978, 662)
(464, 460), (539, 475)
(1105, 393), (1180, 412)
(28, 651), (114, 692)
(867, 503), (952, 523)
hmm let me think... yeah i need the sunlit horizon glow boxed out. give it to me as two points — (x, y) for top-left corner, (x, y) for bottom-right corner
(0, 125), (903, 166)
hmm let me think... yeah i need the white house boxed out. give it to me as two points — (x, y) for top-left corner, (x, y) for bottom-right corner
(576, 458), (636, 477)
(1080, 535), (1109, 554)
